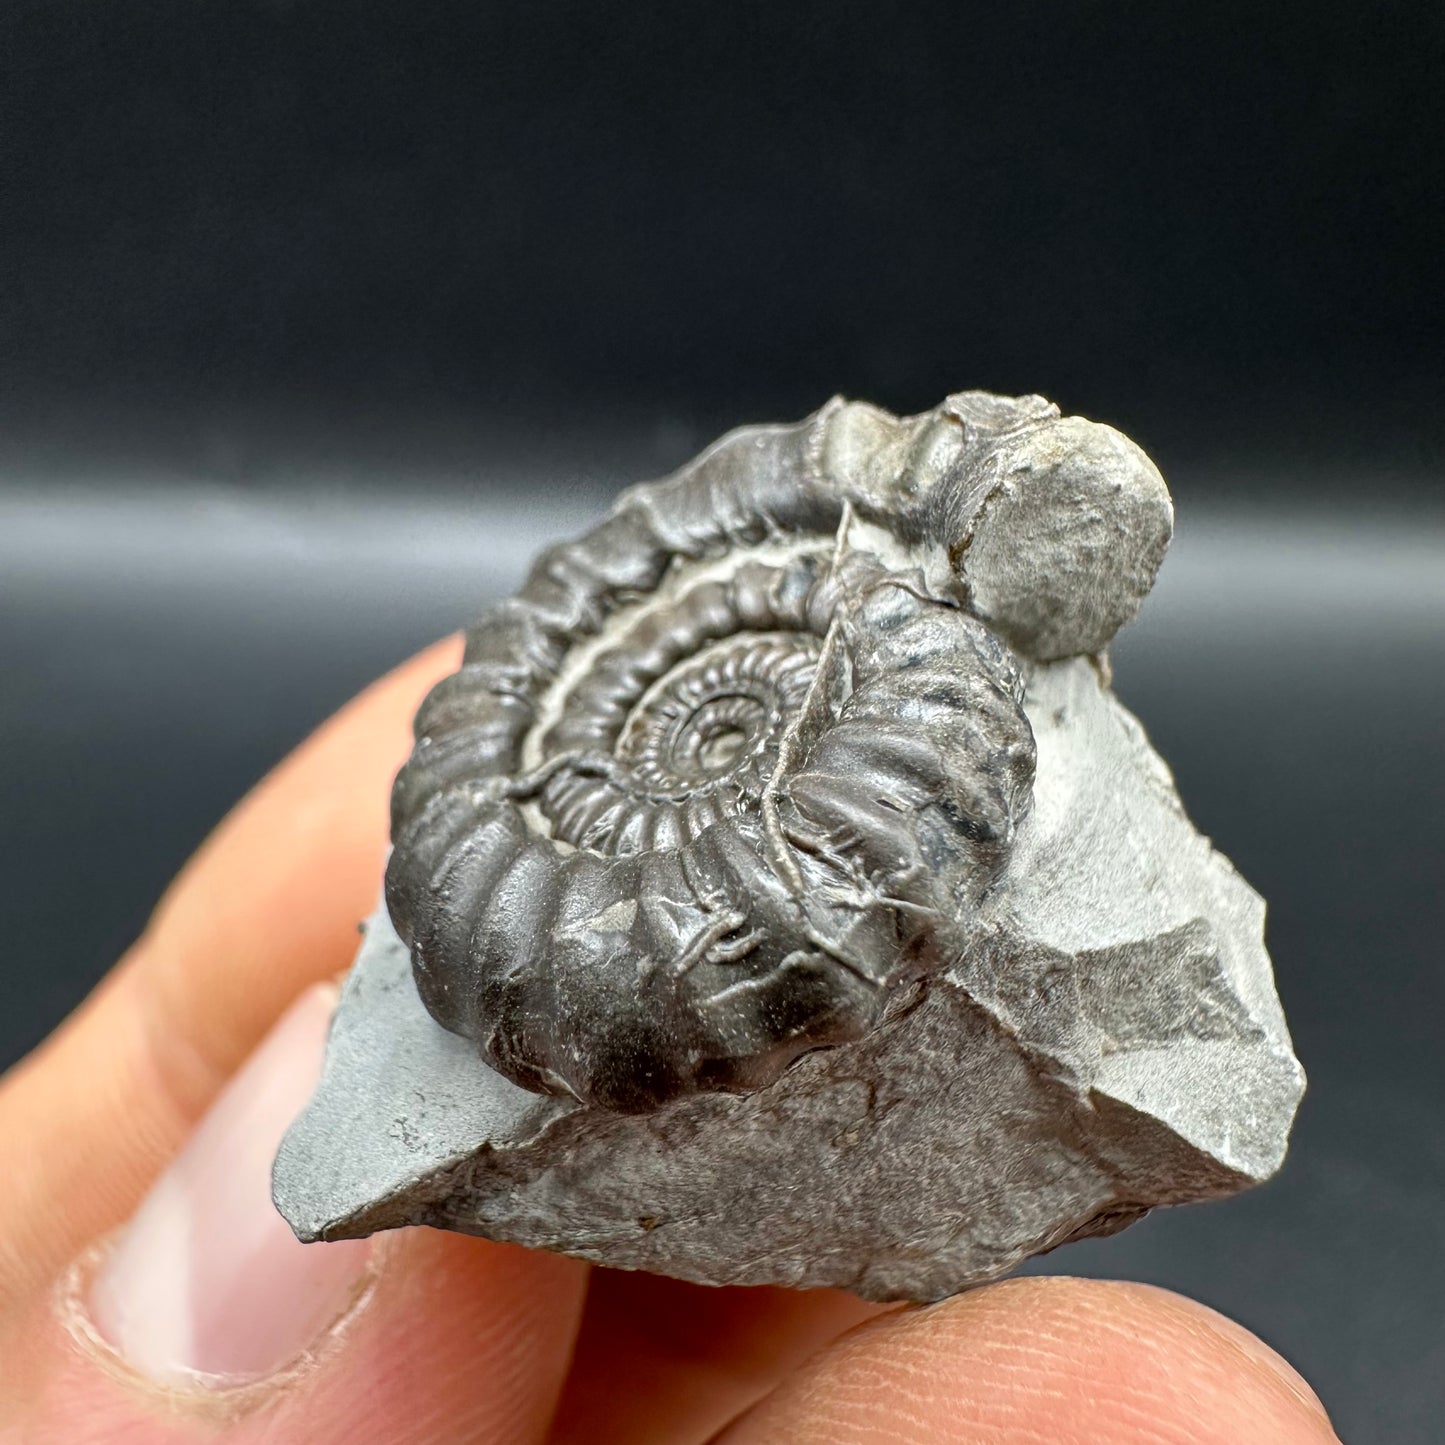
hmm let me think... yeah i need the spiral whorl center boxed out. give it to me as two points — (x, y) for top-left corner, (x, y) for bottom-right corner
(535, 629), (822, 855)
(617, 632), (819, 794)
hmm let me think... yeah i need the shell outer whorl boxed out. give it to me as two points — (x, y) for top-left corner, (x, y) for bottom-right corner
(385, 393), (1172, 1112)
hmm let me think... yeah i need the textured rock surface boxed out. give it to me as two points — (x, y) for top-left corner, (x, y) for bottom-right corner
(275, 656), (1304, 1300)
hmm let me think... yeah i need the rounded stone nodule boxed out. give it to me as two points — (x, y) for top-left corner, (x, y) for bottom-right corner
(955, 417), (1174, 660)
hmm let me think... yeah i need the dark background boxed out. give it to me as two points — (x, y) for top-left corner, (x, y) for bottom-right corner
(2, 2), (1441, 1438)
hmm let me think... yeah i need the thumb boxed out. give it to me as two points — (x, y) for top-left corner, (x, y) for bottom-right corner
(8, 983), (588, 1444)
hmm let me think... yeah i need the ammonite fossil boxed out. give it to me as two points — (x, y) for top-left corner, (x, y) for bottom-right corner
(384, 391), (1173, 1112)
(277, 389), (1304, 1301)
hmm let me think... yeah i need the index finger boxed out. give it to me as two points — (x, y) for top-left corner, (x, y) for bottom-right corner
(0, 636), (461, 1301)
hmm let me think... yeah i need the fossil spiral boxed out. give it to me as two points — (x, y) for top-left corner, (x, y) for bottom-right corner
(386, 391), (1173, 1111)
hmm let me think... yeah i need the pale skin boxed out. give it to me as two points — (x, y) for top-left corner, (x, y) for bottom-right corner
(0, 638), (1340, 1443)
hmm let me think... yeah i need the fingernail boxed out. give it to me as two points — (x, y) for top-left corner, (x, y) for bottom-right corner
(86, 984), (374, 1388)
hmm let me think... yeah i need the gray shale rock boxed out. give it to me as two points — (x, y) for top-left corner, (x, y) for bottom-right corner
(274, 392), (1304, 1301)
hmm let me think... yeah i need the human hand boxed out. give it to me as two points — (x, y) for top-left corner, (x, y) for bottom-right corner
(0, 639), (1339, 1444)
